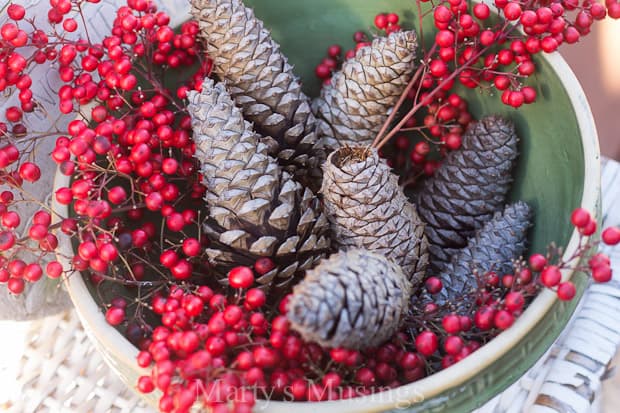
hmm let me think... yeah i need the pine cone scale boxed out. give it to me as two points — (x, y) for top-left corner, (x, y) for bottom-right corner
(313, 31), (418, 149)
(322, 147), (429, 285)
(416, 115), (519, 271)
(288, 249), (412, 349)
(189, 79), (330, 290)
(437, 202), (533, 304)
(192, 0), (324, 190)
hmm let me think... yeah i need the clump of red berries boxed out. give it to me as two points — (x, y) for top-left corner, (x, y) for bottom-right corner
(408, 207), (615, 370)
(134, 273), (431, 412)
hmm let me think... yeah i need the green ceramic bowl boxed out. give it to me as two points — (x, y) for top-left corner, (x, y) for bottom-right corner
(55, 1), (601, 412)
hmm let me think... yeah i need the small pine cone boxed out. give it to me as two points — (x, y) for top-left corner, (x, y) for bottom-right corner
(287, 249), (412, 349)
(191, 0), (324, 191)
(321, 147), (428, 286)
(416, 116), (519, 272)
(437, 201), (533, 304)
(313, 31), (418, 149)
(188, 78), (330, 290)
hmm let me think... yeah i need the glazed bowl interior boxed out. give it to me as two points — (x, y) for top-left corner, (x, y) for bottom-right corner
(56, 1), (601, 412)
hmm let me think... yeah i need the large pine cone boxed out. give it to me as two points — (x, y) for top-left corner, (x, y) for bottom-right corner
(321, 147), (428, 286)
(287, 249), (412, 349)
(188, 78), (330, 289)
(313, 31), (418, 149)
(191, 0), (324, 191)
(437, 201), (533, 305)
(416, 116), (519, 272)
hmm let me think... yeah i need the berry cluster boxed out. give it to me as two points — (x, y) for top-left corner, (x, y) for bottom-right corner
(47, 3), (214, 291)
(408, 207), (618, 370)
(371, 0), (620, 153)
(135, 270), (431, 412)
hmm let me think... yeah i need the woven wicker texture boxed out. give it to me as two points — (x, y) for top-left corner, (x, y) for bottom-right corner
(0, 312), (153, 413)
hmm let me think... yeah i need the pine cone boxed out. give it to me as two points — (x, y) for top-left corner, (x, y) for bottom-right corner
(188, 78), (330, 289)
(191, 0), (324, 191)
(313, 31), (418, 149)
(321, 147), (428, 286)
(287, 249), (412, 349)
(416, 116), (519, 272)
(437, 201), (533, 305)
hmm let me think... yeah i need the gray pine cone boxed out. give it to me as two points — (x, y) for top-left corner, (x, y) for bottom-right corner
(287, 249), (412, 349)
(321, 147), (429, 286)
(188, 78), (330, 289)
(416, 115), (519, 272)
(437, 201), (533, 304)
(191, 0), (324, 191)
(313, 31), (418, 149)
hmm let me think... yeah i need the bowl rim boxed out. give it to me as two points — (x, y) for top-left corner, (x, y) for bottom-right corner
(53, 47), (600, 413)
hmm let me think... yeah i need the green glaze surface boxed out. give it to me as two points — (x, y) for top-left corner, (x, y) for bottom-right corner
(244, 0), (591, 411)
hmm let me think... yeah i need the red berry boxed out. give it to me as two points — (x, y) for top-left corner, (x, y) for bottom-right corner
(571, 208), (592, 228)
(494, 310), (514, 330)
(353, 31), (367, 43)
(541, 36), (559, 53)
(137, 376), (155, 393)
(19, 162), (41, 182)
(171, 260), (192, 280)
(579, 219), (597, 236)
(425, 277), (443, 294)
(7, 277), (24, 294)
(354, 367), (376, 387)
(7, 4), (26, 21)
(315, 64), (331, 79)
(99, 243), (118, 262)
(387, 13), (399, 24)
(374, 14), (388, 30)
(1, 211), (20, 228)
(529, 253), (547, 271)
(474, 307), (495, 330)
(522, 86), (537, 103)
(63, 18), (78, 32)
(557, 282), (576, 301)
(442, 314), (461, 334)
(541, 265), (562, 287)
(434, 5), (452, 23)
(166, 213), (185, 231)
(503, 2), (522, 20)
(182, 238), (200, 257)
(592, 265), (612, 283)
(444, 335), (464, 355)
(244, 288), (266, 309)
(473, 3), (490, 19)
(480, 30), (495, 46)
(223, 305), (243, 325)
(228, 266), (254, 289)
(504, 291), (525, 312)
(435, 30), (455, 47)
(106, 306), (125, 326)
(415, 331), (438, 356)
(602, 227), (620, 245)
(327, 44), (342, 58)
(23, 263), (43, 282)
(430, 59), (448, 77)
(253, 347), (278, 368)
(46, 261), (63, 279)
(254, 257), (275, 275)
